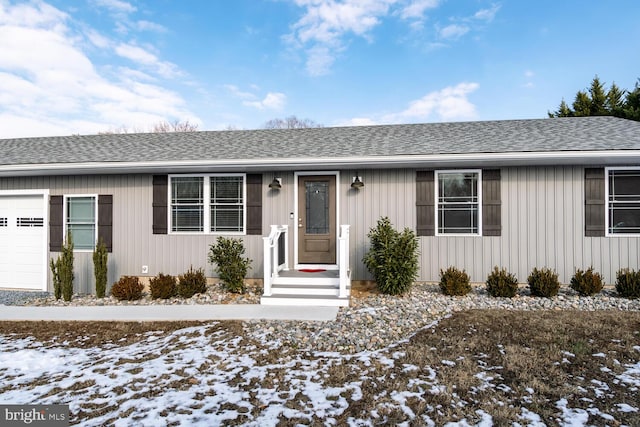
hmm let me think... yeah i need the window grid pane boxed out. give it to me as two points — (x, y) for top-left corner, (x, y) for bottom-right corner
(171, 177), (204, 232)
(67, 196), (96, 249)
(609, 170), (640, 234)
(210, 176), (243, 232)
(437, 172), (479, 234)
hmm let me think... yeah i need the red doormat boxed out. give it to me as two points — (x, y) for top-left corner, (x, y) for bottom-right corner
(299, 269), (326, 273)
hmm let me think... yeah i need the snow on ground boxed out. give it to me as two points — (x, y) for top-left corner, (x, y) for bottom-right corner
(1, 320), (639, 426)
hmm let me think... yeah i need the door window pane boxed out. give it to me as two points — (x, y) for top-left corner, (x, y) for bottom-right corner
(306, 181), (329, 234)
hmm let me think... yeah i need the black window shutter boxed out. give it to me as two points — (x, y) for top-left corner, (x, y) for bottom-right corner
(416, 170), (435, 236)
(585, 168), (605, 237)
(152, 175), (168, 234)
(482, 169), (502, 236)
(98, 195), (113, 252)
(246, 174), (263, 235)
(49, 195), (64, 251)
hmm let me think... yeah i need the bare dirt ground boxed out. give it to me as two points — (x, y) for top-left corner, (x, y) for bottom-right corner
(1, 310), (639, 426)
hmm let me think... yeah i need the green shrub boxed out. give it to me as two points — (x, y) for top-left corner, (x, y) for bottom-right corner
(528, 267), (560, 298)
(208, 237), (252, 294)
(177, 266), (207, 298)
(49, 258), (62, 300)
(615, 268), (640, 299)
(439, 266), (471, 296)
(50, 233), (74, 301)
(93, 238), (108, 298)
(570, 267), (604, 296)
(486, 266), (519, 298)
(110, 276), (143, 301)
(362, 217), (419, 295)
(150, 273), (177, 299)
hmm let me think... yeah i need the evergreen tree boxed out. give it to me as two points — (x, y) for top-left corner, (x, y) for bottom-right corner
(572, 91), (592, 116)
(588, 76), (608, 115)
(548, 75), (639, 121)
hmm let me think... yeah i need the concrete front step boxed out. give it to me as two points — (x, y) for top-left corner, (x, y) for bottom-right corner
(271, 276), (340, 286)
(260, 293), (350, 307)
(269, 284), (350, 296)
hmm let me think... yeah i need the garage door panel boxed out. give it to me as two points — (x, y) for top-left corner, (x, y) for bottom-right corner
(0, 194), (47, 291)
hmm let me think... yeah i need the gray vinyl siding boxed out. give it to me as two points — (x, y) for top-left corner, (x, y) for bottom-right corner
(0, 174), (266, 294)
(2, 165), (639, 294)
(335, 166), (639, 285)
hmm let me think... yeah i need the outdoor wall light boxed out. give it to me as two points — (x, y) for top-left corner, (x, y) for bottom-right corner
(351, 175), (364, 189)
(268, 177), (282, 190)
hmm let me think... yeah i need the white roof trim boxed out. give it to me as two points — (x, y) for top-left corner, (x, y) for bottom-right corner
(2, 150), (640, 176)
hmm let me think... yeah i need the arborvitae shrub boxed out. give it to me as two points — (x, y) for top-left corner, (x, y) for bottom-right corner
(362, 217), (419, 295)
(208, 237), (252, 294)
(93, 238), (108, 298)
(615, 268), (640, 299)
(570, 267), (604, 296)
(49, 258), (62, 300)
(50, 233), (75, 301)
(177, 266), (207, 298)
(486, 266), (518, 298)
(439, 266), (471, 296)
(149, 273), (177, 299)
(528, 267), (560, 298)
(110, 276), (144, 301)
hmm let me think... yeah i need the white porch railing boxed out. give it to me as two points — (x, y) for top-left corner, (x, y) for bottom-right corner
(338, 224), (350, 298)
(263, 225), (289, 296)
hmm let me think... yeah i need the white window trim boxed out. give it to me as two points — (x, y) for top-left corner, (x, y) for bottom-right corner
(605, 166), (640, 237)
(168, 173), (247, 235)
(63, 194), (98, 252)
(435, 169), (482, 237)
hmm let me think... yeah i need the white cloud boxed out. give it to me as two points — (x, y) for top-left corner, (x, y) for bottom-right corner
(384, 82), (479, 122)
(115, 43), (181, 78)
(135, 20), (167, 33)
(338, 117), (378, 126)
(474, 4), (501, 22)
(243, 92), (287, 110)
(0, 1), (197, 138)
(288, 0), (396, 76)
(439, 24), (469, 39)
(399, 0), (440, 20)
(224, 84), (256, 100)
(92, 0), (136, 14)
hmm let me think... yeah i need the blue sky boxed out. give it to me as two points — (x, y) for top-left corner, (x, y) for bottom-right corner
(0, 0), (638, 138)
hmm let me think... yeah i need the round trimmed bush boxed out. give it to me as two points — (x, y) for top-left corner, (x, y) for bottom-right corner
(111, 276), (144, 301)
(570, 267), (604, 296)
(439, 266), (471, 296)
(177, 266), (207, 298)
(486, 266), (518, 298)
(615, 268), (640, 299)
(149, 273), (177, 299)
(528, 267), (560, 298)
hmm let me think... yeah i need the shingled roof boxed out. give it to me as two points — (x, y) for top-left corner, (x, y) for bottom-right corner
(1, 116), (639, 176)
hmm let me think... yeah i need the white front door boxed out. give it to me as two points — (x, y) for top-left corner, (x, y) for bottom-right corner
(0, 194), (48, 290)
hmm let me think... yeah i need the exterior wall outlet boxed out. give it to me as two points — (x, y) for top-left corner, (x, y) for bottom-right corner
(142, 265), (149, 274)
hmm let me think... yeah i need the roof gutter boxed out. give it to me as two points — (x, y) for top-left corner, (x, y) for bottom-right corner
(1, 150), (640, 177)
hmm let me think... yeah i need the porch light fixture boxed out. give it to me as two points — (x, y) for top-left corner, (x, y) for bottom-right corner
(268, 177), (282, 190)
(351, 175), (364, 189)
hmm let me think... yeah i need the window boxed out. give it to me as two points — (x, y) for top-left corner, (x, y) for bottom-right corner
(436, 170), (481, 235)
(170, 174), (245, 233)
(607, 168), (640, 235)
(65, 195), (97, 250)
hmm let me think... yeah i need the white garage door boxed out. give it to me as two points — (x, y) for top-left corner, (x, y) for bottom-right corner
(0, 193), (47, 290)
